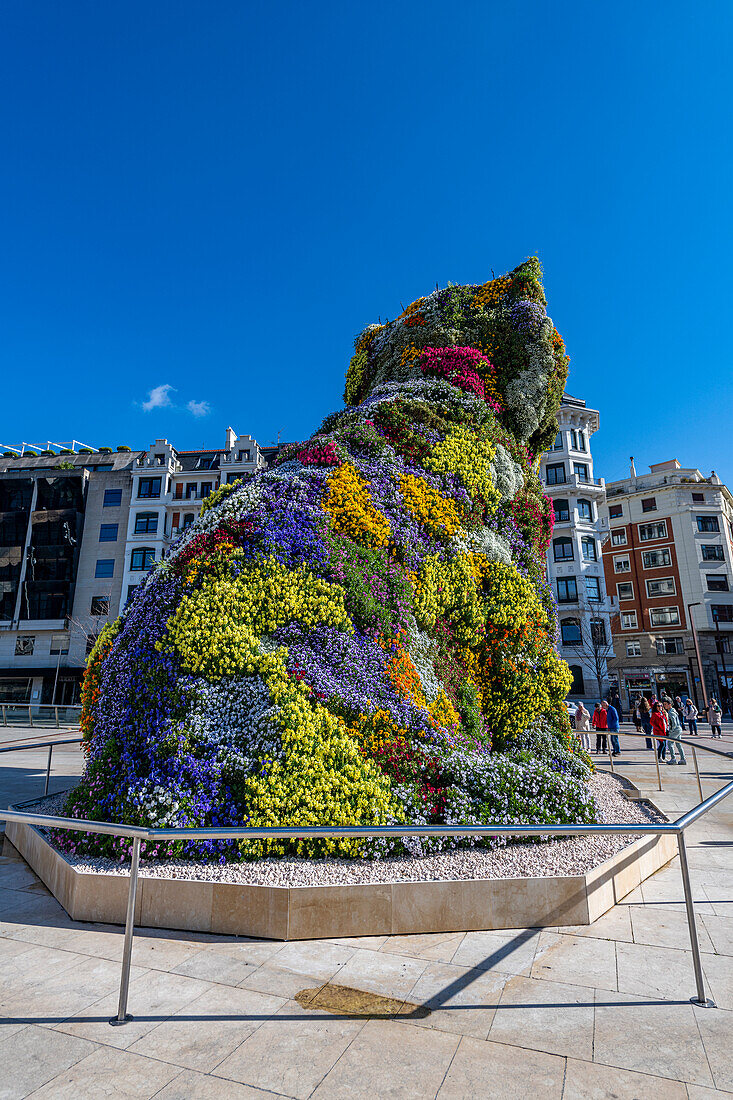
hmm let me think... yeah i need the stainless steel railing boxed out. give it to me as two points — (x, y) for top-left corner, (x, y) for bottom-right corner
(0, 704), (82, 728)
(1, 730), (731, 1024)
(0, 735), (83, 795)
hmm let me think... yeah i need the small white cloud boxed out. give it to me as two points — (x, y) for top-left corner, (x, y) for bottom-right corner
(187, 399), (211, 418)
(142, 383), (176, 412)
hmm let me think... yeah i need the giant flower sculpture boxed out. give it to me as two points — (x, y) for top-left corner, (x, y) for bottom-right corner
(63, 258), (596, 863)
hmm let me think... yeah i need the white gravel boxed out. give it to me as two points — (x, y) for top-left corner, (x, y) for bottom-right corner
(36, 772), (666, 886)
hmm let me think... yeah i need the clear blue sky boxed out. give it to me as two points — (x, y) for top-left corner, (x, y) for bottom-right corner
(1, 2), (731, 483)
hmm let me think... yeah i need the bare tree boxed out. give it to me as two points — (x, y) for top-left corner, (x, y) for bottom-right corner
(560, 596), (616, 701)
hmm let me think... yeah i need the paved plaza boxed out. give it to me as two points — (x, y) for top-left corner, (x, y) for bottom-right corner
(2, 726), (733, 1097)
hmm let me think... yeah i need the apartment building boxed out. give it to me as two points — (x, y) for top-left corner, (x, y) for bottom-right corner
(539, 394), (613, 704)
(0, 449), (140, 704)
(0, 427), (266, 705)
(600, 459), (733, 711)
(122, 428), (265, 607)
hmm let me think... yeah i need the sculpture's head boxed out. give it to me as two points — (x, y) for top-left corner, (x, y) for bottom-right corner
(344, 257), (569, 455)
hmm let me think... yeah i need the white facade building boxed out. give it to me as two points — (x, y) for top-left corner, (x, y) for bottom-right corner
(539, 394), (613, 704)
(121, 428), (265, 609)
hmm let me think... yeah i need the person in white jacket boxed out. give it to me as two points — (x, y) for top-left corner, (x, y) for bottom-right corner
(574, 702), (592, 752)
(707, 697), (723, 738)
(683, 698), (699, 736)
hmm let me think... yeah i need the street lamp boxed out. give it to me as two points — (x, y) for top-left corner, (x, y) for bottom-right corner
(687, 602), (709, 716)
(713, 608), (730, 719)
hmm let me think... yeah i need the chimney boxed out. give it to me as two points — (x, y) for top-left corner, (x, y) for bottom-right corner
(630, 456), (637, 478)
(225, 426), (237, 451)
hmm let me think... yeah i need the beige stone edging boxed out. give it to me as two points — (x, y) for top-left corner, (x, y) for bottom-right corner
(7, 792), (676, 940)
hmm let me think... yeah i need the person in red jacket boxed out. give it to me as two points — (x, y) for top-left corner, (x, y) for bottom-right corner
(650, 702), (668, 761)
(592, 702), (608, 753)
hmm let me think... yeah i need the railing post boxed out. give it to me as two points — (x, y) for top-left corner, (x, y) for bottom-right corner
(655, 741), (663, 791)
(677, 830), (715, 1007)
(607, 738), (614, 773)
(692, 745), (704, 802)
(54, 706), (59, 729)
(28, 705), (33, 728)
(110, 835), (141, 1026)
(1, 704), (5, 726)
(44, 744), (53, 796)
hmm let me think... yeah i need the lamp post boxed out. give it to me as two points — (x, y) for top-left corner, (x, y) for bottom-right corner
(713, 608), (730, 719)
(687, 602), (709, 717)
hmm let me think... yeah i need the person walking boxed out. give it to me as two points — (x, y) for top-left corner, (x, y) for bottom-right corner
(674, 695), (685, 729)
(664, 700), (687, 764)
(651, 702), (667, 760)
(707, 696), (723, 738)
(640, 697), (654, 749)
(574, 702), (592, 752)
(593, 701), (608, 754)
(683, 697), (699, 736)
(604, 699), (621, 756)
(632, 696), (643, 733)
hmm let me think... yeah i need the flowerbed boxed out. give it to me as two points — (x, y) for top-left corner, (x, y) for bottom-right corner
(58, 257), (593, 864)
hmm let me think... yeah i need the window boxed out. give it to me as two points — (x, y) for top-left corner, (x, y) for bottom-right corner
(95, 559), (114, 579)
(590, 619), (607, 645)
(182, 513), (195, 529)
(702, 545), (725, 561)
(712, 605), (733, 623)
(621, 611), (638, 629)
(99, 523), (118, 542)
(553, 537), (574, 561)
(138, 477), (162, 499)
(611, 529), (628, 546)
(125, 585), (137, 605)
(85, 635), (98, 656)
(609, 504), (623, 519)
(557, 577), (578, 603)
(639, 521), (668, 541)
(577, 499), (593, 520)
(546, 463), (566, 485)
(617, 582), (634, 601)
(626, 640), (642, 657)
(197, 456), (214, 469)
(237, 448), (251, 461)
(585, 576), (601, 601)
(614, 555), (631, 573)
(226, 473), (243, 484)
(50, 634), (69, 655)
(553, 499), (570, 522)
(574, 463), (589, 482)
(642, 548), (671, 568)
(154, 453), (165, 466)
(134, 512), (158, 535)
(649, 606), (681, 627)
(130, 547), (155, 571)
(91, 596), (109, 616)
(641, 497), (657, 512)
(570, 429), (587, 452)
(185, 483), (198, 499)
(697, 515), (720, 533)
(707, 574), (730, 592)
(103, 488), (122, 507)
(200, 482), (212, 498)
(646, 577), (676, 597)
(569, 665), (584, 693)
(717, 637), (731, 654)
(581, 537), (597, 562)
(550, 433), (563, 451)
(560, 618), (582, 646)
(692, 492), (705, 503)
(15, 636), (35, 656)
(656, 637), (684, 655)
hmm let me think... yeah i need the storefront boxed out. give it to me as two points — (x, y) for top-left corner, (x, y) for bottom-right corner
(621, 666), (691, 707)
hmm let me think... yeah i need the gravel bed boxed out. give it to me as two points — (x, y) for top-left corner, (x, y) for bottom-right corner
(35, 772), (666, 886)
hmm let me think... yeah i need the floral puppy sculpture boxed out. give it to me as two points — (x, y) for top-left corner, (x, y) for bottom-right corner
(63, 258), (595, 864)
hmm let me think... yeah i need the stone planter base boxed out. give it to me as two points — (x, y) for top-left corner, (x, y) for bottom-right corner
(7, 801), (677, 940)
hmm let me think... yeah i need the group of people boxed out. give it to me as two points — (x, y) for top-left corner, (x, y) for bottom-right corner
(573, 692), (726, 765)
(573, 700), (620, 755)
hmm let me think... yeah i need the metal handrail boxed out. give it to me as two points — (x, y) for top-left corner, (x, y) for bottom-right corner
(0, 703), (82, 729)
(1, 731), (730, 1023)
(0, 735), (83, 795)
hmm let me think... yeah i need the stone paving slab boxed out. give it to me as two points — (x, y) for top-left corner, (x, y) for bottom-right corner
(1, 728), (733, 1097)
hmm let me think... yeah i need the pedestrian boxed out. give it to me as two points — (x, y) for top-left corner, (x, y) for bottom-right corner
(683, 697), (699, 736)
(663, 700), (686, 764)
(604, 699), (621, 756)
(674, 695), (685, 728)
(574, 701), (592, 752)
(632, 696), (643, 733)
(593, 701), (608, 754)
(651, 702), (667, 760)
(640, 697), (654, 749)
(707, 696), (723, 739)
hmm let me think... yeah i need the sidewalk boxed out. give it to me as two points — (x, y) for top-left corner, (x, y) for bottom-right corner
(0, 727), (84, 829)
(1, 732), (733, 1097)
